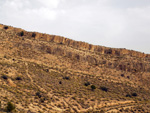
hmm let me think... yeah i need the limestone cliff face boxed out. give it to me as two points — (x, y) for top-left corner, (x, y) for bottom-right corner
(0, 24), (150, 73)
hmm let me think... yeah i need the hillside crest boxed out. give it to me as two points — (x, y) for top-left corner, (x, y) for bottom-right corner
(0, 24), (149, 58)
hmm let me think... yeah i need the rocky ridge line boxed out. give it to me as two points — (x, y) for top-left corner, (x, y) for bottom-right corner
(1, 24), (150, 73)
(0, 24), (149, 58)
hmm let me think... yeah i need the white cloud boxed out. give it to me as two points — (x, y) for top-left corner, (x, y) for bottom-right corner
(3, 0), (29, 10)
(25, 8), (57, 20)
(0, 0), (60, 22)
(37, 0), (60, 8)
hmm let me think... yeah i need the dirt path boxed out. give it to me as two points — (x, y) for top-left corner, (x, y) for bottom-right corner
(25, 62), (33, 82)
(93, 100), (137, 112)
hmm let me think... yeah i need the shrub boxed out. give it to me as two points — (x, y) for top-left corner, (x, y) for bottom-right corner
(100, 86), (108, 92)
(59, 81), (62, 84)
(121, 74), (124, 77)
(16, 77), (22, 80)
(40, 97), (46, 103)
(4, 26), (8, 29)
(63, 76), (70, 80)
(0, 101), (1, 110)
(36, 92), (42, 98)
(127, 76), (130, 79)
(1, 75), (8, 80)
(6, 102), (15, 112)
(84, 82), (90, 86)
(95, 63), (98, 66)
(19, 31), (24, 36)
(91, 85), (96, 91)
(45, 69), (49, 72)
(99, 109), (105, 113)
(126, 94), (131, 97)
(32, 33), (36, 37)
(132, 93), (137, 97)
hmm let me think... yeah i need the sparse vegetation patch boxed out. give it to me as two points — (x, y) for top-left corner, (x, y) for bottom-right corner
(3, 26), (8, 29)
(6, 102), (15, 112)
(32, 33), (36, 37)
(100, 86), (108, 92)
(19, 31), (24, 36)
(84, 82), (90, 86)
(16, 76), (22, 80)
(126, 94), (131, 97)
(63, 76), (70, 80)
(36, 92), (42, 98)
(91, 85), (96, 91)
(1, 75), (8, 80)
(132, 93), (137, 97)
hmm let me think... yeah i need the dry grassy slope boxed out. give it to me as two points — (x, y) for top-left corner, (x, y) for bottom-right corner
(0, 24), (150, 113)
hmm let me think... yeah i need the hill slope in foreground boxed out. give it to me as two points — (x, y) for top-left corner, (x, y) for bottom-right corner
(0, 24), (150, 113)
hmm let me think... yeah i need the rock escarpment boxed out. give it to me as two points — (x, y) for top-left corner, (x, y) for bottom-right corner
(0, 24), (150, 73)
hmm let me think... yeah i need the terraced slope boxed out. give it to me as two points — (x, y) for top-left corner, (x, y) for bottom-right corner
(0, 24), (150, 112)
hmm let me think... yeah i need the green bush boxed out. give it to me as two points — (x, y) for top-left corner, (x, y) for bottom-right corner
(16, 76), (22, 80)
(63, 76), (70, 80)
(132, 93), (137, 97)
(121, 74), (124, 77)
(32, 33), (36, 37)
(91, 85), (96, 91)
(19, 31), (24, 36)
(84, 82), (90, 86)
(1, 75), (8, 80)
(0, 101), (1, 110)
(126, 94), (131, 97)
(4, 55), (7, 58)
(59, 81), (62, 84)
(100, 86), (108, 92)
(36, 92), (42, 98)
(6, 102), (15, 112)
(3, 26), (8, 29)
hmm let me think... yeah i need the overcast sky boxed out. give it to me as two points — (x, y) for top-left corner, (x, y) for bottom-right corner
(0, 0), (150, 53)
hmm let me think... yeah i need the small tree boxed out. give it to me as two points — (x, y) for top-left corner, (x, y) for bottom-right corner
(91, 85), (96, 91)
(6, 102), (15, 112)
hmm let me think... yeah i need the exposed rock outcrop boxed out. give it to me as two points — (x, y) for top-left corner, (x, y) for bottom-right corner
(0, 24), (149, 58)
(0, 24), (150, 73)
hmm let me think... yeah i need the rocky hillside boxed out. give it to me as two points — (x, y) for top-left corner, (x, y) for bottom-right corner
(0, 24), (150, 113)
